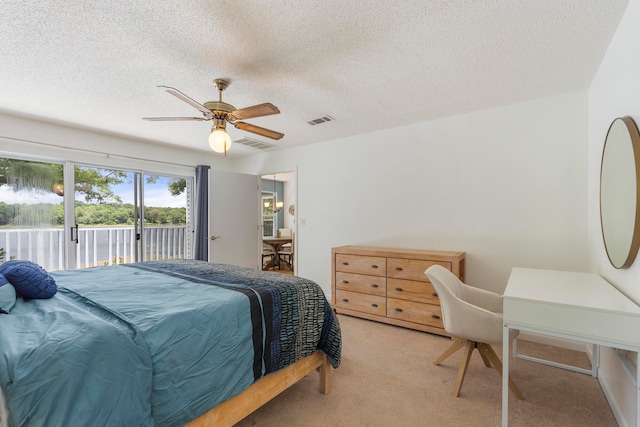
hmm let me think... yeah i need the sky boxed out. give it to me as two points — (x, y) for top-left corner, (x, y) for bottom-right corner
(0, 175), (187, 208)
(111, 176), (187, 208)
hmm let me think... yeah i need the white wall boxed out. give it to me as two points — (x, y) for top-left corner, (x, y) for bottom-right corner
(235, 91), (589, 296)
(588, 0), (640, 425)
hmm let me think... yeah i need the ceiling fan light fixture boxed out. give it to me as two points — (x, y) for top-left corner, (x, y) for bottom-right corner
(209, 126), (232, 155)
(145, 79), (283, 157)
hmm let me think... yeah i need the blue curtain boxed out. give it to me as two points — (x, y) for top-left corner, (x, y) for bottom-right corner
(194, 165), (210, 261)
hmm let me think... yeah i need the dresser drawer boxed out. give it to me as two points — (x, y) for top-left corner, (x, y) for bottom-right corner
(336, 254), (386, 276)
(336, 290), (386, 316)
(332, 246), (464, 336)
(387, 258), (450, 281)
(387, 278), (439, 304)
(387, 299), (444, 328)
(335, 272), (386, 296)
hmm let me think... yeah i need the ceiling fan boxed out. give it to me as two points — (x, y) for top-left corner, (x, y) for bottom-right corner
(143, 79), (284, 156)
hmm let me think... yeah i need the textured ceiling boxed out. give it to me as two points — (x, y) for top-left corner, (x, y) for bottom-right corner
(0, 0), (630, 157)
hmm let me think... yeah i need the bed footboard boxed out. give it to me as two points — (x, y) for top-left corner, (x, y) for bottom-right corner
(185, 352), (331, 427)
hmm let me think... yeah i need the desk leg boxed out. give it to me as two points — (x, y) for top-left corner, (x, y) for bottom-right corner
(502, 323), (509, 427)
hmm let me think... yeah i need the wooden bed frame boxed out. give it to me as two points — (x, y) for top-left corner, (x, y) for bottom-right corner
(185, 352), (331, 427)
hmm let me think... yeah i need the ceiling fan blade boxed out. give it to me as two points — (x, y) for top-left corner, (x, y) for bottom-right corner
(234, 122), (284, 140)
(143, 116), (206, 121)
(230, 103), (280, 120)
(158, 85), (212, 118)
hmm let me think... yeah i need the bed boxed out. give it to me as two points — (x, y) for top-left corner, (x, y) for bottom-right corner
(0, 259), (341, 427)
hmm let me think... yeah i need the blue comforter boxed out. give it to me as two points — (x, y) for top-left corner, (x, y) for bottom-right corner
(0, 260), (341, 427)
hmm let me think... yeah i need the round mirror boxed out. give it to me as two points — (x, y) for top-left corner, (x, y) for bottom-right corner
(600, 116), (640, 268)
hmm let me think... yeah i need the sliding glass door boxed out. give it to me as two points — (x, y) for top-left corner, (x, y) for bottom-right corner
(0, 158), (65, 270)
(73, 166), (137, 267)
(74, 166), (191, 268)
(142, 173), (190, 262)
(0, 155), (192, 271)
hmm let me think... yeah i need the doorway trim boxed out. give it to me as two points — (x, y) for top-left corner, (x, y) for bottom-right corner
(260, 166), (298, 275)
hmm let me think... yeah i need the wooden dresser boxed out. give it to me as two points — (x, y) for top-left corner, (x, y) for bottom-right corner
(331, 246), (465, 336)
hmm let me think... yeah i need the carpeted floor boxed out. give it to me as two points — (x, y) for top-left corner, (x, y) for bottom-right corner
(235, 314), (617, 427)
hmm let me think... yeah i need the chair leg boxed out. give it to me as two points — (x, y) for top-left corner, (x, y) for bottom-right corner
(478, 343), (525, 401)
(262, 254), (275, 270)
(433, 338), (466, 365)
(452, 340), (475, 397)
(478, 347), (492, 368)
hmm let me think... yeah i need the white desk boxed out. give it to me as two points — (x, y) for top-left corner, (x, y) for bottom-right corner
(502, 268), (640, 427)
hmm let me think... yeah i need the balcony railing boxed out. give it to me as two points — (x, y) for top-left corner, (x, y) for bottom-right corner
(0, 226), (189, 271)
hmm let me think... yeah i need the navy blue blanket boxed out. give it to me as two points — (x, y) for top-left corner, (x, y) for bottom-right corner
(0, 260), (341, 427)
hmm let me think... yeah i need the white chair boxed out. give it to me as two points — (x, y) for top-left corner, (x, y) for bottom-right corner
(277, 228), (292, 239)
(425, 265), (524, 400)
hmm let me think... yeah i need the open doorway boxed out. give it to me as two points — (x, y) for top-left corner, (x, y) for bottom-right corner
(260, 170), (297, 275)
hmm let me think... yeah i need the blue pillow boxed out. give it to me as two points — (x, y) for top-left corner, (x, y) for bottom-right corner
(0, 260), (57, 299)
(0, 273), (16, 313)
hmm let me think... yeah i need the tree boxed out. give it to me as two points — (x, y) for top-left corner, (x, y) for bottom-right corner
(0, 158), (59, 191)
(0, 159), (187, 203)
(72, 167), (129, 203)
(0, 159), (127, 203)
(168, 178), (186, 196)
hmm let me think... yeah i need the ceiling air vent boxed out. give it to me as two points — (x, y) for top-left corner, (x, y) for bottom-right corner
(307, 115), (335, 126)
(233, 137), (276, 150)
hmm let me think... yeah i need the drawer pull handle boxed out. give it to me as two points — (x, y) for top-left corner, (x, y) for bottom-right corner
(395, 287), (403, 292)
(395, 267), (403, 271)
(342, 262), (349, 266)
(371, 284), (379, 288)
(431, 292), (438, 297)
(371, 264), (379, 269)
(431, 314), (441, 320)
(342, 298), (349, 303)
(342, 280), (349, 284)
(395, 308), (403, 312)
(371, 303), (378, 308)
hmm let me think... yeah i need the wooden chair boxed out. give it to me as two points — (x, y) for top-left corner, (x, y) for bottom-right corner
(424, 265), (524, 400)
(262, 245), (275, 270)
(277, 234), (294, 271)
(276, 228), (293, 270)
